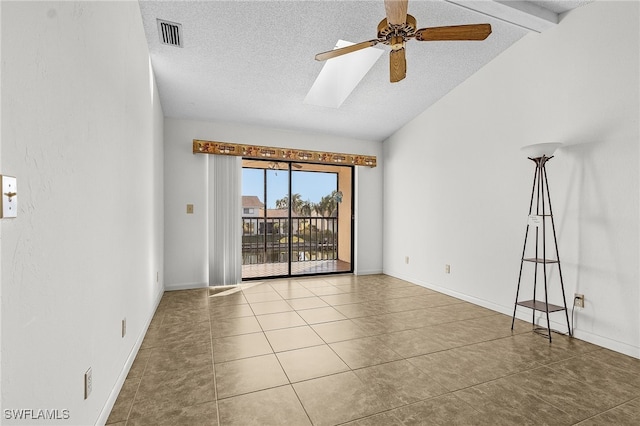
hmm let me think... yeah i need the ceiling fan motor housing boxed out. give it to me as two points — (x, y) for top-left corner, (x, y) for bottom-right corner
(377, 14), (417, 50)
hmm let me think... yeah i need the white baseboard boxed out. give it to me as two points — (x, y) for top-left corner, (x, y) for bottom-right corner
(354, 269), (383, 276)
(96, 288), (164, 425)
(164, 281), (209, 291)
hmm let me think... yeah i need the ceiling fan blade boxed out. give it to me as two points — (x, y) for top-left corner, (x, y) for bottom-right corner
(315, 39), (380, 61)
(415, 24), (492, 41)
(384, 0), (409, 26)
(389, 48), (406, 83)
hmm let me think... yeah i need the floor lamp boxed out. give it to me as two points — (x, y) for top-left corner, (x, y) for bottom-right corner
(512, 143), (572, 341)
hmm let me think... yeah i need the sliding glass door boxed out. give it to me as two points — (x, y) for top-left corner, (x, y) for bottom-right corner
(241, 159), (353, 280)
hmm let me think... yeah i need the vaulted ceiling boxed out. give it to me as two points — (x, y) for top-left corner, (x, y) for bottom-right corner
(138, 1), (591, 142)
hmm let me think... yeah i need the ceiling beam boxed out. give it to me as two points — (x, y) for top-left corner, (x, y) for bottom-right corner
(446, 0), (559, 33)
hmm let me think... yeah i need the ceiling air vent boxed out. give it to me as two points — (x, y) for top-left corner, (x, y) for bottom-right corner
(157, 19), (183, 47)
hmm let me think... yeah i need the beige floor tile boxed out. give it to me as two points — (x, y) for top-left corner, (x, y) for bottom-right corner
(342, 411), (404, 426)
(269, 280), (302, 291)
(413, 320), (489, 350)
(129, 365), (215, 420)
(208, 292), (248, 307)
(584, 347), (640, 373)
(240, 282), (275, 294)
(320, 293), (364, 306)
(417, 293), (464, 307)
(286, 296), (329, 310)
(249, 300), (293, 315)
(161, 306), (210, 326)
(503, 366), (632, 422)
(293, 371), (386, 426)
(576, 397), (640, 426)
(414, 313), (534, 348)
(145, 341), (212, 375)
(209, 303), (254, 320)
(297, 306), (347, 324)
(163, 291), (210, 310)
(276, 344), (349, 382)
(333, 302), (383, 319)
(147, 310), (165, 329)
(385, 288), (435, 300)
(329, 336), (402, 369)
(408, 342), (539, 391)
(264, 326), (324, 352)
(374, 296), (436, 313)
(215, 354), (289, 399)
(385, 308), (450, 328)
(300, 279), (335, 289)
(479, 333), (578, 365)
(243, 291), (283, 303)
(276, 287), (315, 299)
(310, 285), (345, 296)
(547, 353), (640, 400)
(218, 385), (311, 426)
(127, 348), (152, 379)
(213, 332), (272, 363)
(350, 314), (411, 335)
(312, 319), (372, 343)
(354, 360), (449, 409)
(141, 320), (211, 350)
(454, 378), (575, 425)
(210, 316), (262, 339)
(256, 311), (306, 331)
(106, 378), (140, 424)
(375, 329), (449, 358)
(429, 302), (495, 321)
(127, 401), (218, 426)
(390, 394), (489, 426)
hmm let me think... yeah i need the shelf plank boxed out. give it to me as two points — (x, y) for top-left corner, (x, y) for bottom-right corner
(523, 258), (559, 264)
(517, 299), (565, 312)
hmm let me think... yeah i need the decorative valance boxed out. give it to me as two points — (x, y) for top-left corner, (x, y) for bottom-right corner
(193, 139), (377, 167)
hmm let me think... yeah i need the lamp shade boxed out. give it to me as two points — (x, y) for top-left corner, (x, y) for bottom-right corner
(520, 142), (562, 158)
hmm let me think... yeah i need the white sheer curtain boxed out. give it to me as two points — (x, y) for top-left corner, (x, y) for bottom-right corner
(208, 155), (242, 286)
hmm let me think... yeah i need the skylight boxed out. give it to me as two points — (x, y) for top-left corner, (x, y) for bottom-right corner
(304, 40), (384, 109)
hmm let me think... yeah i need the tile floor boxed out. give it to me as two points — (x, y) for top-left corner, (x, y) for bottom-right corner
(106, 274), (640, 425)
(241, 259), (351, 279)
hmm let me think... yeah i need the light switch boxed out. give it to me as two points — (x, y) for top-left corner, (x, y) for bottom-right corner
(1, 175), (17, 218)
(186, 204), (194, 214)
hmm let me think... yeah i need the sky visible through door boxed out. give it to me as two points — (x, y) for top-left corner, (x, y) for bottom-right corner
(242, 168), (337, 208)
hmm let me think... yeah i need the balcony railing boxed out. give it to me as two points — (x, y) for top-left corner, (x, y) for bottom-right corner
(242, 216), (338, 265)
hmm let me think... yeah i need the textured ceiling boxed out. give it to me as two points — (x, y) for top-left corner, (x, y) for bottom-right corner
(528, 0), (591, 14)
(138, 1), (588, 142)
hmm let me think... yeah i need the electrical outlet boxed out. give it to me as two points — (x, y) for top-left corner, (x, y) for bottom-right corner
(186, 204), (194, 214)
(574, 294), (584, 308)
(445, 264), (451, 274)
(156, 271), (159, 282)
(84, 368), (92, 400)
(405, 256), (409, 264)
(122, 318), (126, 338)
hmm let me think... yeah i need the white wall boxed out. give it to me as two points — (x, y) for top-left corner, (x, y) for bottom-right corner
(0, 1), (3, 412)
(383, 0), (639, 357)
(164, 118), (383, 289)
(1, 1), (164, 424)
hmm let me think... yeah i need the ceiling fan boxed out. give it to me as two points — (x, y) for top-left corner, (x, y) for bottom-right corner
(315, 0), (492, 83)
